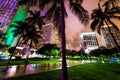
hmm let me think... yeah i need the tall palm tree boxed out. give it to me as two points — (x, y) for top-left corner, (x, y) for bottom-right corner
(39, 0), (89, 25)
(7, 21), (30, 64)
(90, 2), (120, 51)
(9, 21), (42, 64)
(59, 1), (68, 80)
(39, 0), (89, 80)
(21, 26), (42, 64)
(18, 0), (89, 80)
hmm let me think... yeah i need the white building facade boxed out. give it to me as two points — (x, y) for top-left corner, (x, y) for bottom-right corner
(80, 32), (99, 54)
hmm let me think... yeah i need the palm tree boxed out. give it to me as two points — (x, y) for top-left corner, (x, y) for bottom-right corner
(39, 0), (89, 80)
(7, 21), (30, 64)
(26, 10), (45, 29)
(10, 21), (30, 46)
(18, 0), (89, 80)
(90, 2), (120, 52)
(21, 26), (42, 64)
(9, 21), (42, 64)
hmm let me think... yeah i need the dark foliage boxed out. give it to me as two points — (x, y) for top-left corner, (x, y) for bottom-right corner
(8, 47), (16, 54)
(37, 43), (60, 56)
(89, 47), (119, 57)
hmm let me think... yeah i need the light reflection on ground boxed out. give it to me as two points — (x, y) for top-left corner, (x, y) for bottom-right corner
(0, 60), (81, 79)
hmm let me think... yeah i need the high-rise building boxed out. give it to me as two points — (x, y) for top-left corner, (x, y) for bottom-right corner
(100, 25), (120, 48)
(38, 23), (60, 48)
(0, 0), (18, 33)
(80, 32), (99, 54)
(0, 0), (28, 46)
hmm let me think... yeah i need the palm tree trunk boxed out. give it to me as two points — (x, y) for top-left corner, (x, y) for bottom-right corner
(8, 51), (14, 64)
(104, 20), (120, 52)
(60, 0), (68, 80)
(4, 35), (22, 72)
(25, 40), (32, 64)
(25, 46), (30, 64)
(7, 36), (21, 64)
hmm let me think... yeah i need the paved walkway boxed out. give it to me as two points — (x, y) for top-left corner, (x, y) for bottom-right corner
(0, 60), (81, 79)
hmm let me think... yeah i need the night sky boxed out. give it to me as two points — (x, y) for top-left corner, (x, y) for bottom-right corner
(65, 0), (99, 51)
(30, 0), (120, 51)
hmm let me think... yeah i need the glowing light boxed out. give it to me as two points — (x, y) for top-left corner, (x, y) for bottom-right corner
(6, 66), (17, 77)
(5, 5), (28, 46)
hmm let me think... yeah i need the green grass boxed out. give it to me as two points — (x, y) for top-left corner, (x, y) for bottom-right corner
(2, 63), (120, 80)
(0, 59), (61, 66)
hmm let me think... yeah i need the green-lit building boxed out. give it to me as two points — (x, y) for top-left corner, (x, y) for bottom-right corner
(0, 0), (28, 47)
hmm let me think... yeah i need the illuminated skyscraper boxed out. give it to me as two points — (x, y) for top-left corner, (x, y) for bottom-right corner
(3, 1), (28, 46)
(38, 23), (60, 48)
(100, 25), (120, 48)
(80, 32), (99, 54)
(0, 0), (18, 33)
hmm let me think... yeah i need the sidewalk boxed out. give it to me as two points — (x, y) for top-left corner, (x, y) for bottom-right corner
(0, 60), (81, 80)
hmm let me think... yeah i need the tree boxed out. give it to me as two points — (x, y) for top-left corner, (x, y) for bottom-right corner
(90, 1), (120, 52)
(7, 21), (30, 64)
(18, 0), (89, 80)
(11, 2), (45, 64)
(21, 26), (42, 63)
(24, 10), (45, 63)
(39, 1), (89, 80)
(26, 10), (45, 29)
(10, 21), (42, 64)
(37, 43), (60, 58)
(10, 21), (30, 42)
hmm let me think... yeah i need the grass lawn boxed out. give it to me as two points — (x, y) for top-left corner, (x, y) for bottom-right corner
(2, 63), (120, 80)
(0, 58), (61, 66)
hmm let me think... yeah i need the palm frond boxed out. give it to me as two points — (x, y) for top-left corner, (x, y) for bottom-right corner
(109, 15), (120, 20)
(103, 1), (111, 12)
(108, 6), (120, 14)
(53, 7), (60, 26)
(91, 8), (102, 20)
(12, 29), (21, 37)
(107, 19), (119, 31)
(45, 2), (57, 20)
(63, 4), (68, 18)
(90, 19), (99, 31)
(28, 10), (36, 16)
(22, 36), (29, 44)
(26, 10), (45, 29)
(10, 21), (31, 37)
(21, 25), (42, 46)
(69, 0), (89, 25)
(37, 18), (45, 29)
(39, 0), (52, 9)
(25, 17), (33, 22)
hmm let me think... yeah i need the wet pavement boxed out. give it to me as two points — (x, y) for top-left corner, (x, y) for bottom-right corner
(0, 60), (81, 79)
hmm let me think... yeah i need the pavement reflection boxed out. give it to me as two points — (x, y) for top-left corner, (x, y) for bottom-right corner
(0, 60), (81, 79)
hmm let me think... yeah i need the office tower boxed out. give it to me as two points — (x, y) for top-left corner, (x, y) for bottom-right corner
(38, 23), (60, 48)
(80, 32), (99, 54)
(100, 25), (120, 48)
(0, 0), (18, 33)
